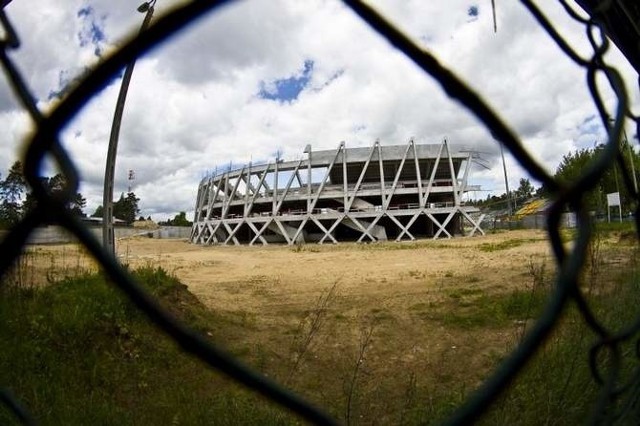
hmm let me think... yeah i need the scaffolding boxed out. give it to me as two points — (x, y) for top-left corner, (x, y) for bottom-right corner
(191, 139), (485, 245)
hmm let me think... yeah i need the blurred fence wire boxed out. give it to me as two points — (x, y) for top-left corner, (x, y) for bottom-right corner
(1, 0), (639, 424)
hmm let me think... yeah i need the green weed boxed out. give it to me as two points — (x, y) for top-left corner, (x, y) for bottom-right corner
(0, 266), (294, 425)
(479, 239), (524, 252)
(481, 252), (640, 425)
(419, 288), (549, 330)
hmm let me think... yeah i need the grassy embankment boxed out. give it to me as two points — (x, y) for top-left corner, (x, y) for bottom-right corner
(0, 266), (293, 425)
(0, 223), (638, 425)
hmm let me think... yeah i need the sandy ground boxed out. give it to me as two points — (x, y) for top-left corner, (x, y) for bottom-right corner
(111, 229), (552, 313)
(112, 230), (556, 401)
(8, 229), (565, 419)
(10, 228), (637, 422)
(11, 229), (553, 295)
(12, 229), (554, 341)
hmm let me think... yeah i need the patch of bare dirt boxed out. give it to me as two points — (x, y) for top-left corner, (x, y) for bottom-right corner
(113, 230), (552, 314)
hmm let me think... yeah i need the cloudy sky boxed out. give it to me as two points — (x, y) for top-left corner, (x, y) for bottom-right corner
(1, 0), (638, 220)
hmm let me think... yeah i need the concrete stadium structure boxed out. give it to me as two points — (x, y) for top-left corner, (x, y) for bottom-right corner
(191, 139), (485, 245)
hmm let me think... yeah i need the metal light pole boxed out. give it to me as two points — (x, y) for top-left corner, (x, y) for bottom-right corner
(500, 143), (512, 216)
(103, 0), (156, 256)
(623, 127), (638, 194)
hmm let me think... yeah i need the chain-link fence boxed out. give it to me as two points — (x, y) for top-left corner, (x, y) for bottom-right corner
(1, 0), (639, 424)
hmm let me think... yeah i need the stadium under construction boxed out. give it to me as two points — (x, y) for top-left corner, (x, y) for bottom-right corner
(190, 139), (485, 245)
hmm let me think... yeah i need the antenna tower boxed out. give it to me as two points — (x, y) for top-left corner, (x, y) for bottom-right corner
(128, 169), (135, 193)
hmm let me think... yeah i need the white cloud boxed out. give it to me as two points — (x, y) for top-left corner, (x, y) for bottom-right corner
(0, 0), (638, 220)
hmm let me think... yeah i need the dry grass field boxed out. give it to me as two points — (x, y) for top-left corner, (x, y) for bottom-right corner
(13, 230), (557, 420)
(7, 226), (637, 424)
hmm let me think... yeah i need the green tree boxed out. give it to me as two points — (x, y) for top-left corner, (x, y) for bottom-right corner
(0, 162), (27, 227)
(169, 211), (192, 227)
(514, 178), (535, 206)
(1, 162), (86, 228)
(92, 205), (104, 218)
(113, 192), (140, 225)
(67, 192), (87, 217)
(0, 162), (27, 203)
(550, 148), (602, 210)
(547, 143), (640, 213)
(22, 174), (86, 219)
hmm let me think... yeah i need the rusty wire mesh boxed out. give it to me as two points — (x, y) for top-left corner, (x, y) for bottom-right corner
(1, 0), (639, 424)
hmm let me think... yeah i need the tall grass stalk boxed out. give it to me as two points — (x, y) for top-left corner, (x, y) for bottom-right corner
(344, 322), (375, 426)
(286, 280), (339, 384)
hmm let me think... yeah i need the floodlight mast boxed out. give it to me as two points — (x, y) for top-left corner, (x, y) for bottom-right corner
(500, 143), (512, 216)
(102, 1), (156, 256)
(622, 126), (638, 194)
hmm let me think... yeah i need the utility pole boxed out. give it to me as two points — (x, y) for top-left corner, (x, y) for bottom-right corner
(500, 143), (512, 216)
(623, 127), (638, 194)
(103, 1), (156, 256)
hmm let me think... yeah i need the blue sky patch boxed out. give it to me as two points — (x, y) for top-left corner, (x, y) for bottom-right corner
(77, 5), (106, 56)
(579, 114), (602, 134)
(48, 69), (73, 100)
(259, 60), (314, 102)
(575, 114), (608, 149)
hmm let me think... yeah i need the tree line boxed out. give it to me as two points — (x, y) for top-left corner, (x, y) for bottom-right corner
(0, 161), (140, 229)
(539, 141), (639, 214)
(158, 211), (192, 227)
(90, 192), (140, 225)
(470, 139), (639, 215)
